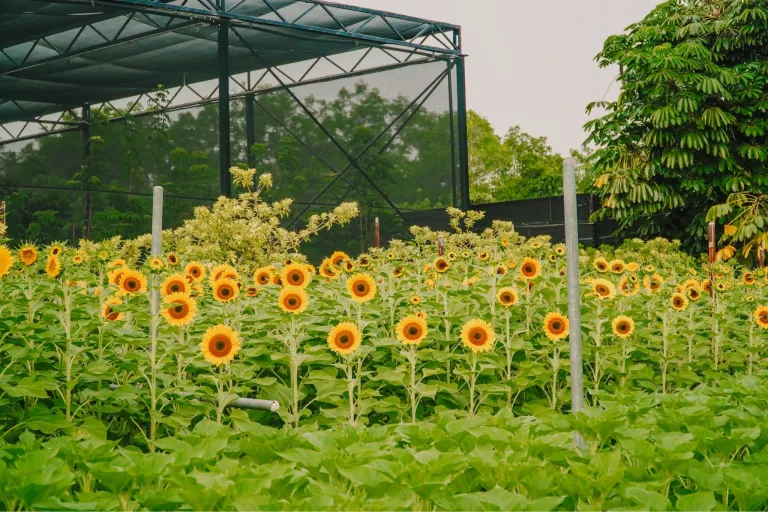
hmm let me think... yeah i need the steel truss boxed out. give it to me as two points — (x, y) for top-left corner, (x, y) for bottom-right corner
(0, 0), (470, 222)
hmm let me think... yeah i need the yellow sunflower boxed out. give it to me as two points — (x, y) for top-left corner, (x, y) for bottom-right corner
(591, 278), (616, 300)
(0, 246), (14, 278)
(687, 287), (701, 301)
(246, 286), (259, 297)
(161, 293), (197, 327)
(161, 273), (190, 298)
(71, 253), (85, 265)
(701, 279), (713, 294)
(543, 312), (569, 342)
(142, 257), (160, 271)
(101, 297), (124, 322)
(554, 245), (566, 256)
(200, 324), (241, 366)
(743, 272), (756, 285)
(593, 257), (609, 273)
(210, 264), (238, 284)
(506, 259), (516, 269)
(611, 315), (634, 339)
(626, 262), (639, 273)
(477, 251), (490, 261)
(327, 322), (362, 355)
(618, 276), (640, 296)
(496, 265), (507, 275)
(460, 319), (495, 353)
(108, 258), (127, 269)
(754, 306), (768, 329)
(347, 273), (377, 303)
(548, 254), (557, 263)
(497, 287), (519, 307)
(185, 261), (205, 282)
(118, 269), (148, 295)
(434, 257), (451, 273)
(416, 311), (427, 320)
(97, 250), (109, 262)
(447, 251), (457, 261)
(644, 274), (665, 293)
(45, 254), (61, 278)
(671, 293), (689, 311)
(393, 266), (404, 278)
(19, 245), (38, 266)
(49, 244), (64, 257)
(357, 254), (371, 268)
(279, 286), (308, 314)
(423, 263), (433, 274)
(330, 251), (350, 268)
(396, 315), (428, 345)
(253, 266), (274, 286)
(609, 259), (626, 274)
(319, 259), (339, 280)
(213, 278), (239, 302)
(281, 263), (311, 288)
(462, 251), (471, 259)
(166, 253), (180, 266)
(410, 295), (421, 305)
(343, 260), (356, 273)
(519, 258), (541, 280)
(108, 267), (128, 286)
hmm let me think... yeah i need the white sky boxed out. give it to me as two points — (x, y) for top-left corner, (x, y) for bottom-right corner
(343, 0), (663, 155)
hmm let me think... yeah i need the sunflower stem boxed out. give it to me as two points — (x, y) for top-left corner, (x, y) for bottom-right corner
(593, 300), (603, 407)
(289, 314), (300, 428)
(149, 276), (159, 450)
(550, 345), (559, 410)
(469, 351), (477, 415)
(408, 343), (417, 422)
(504, 309), (513, 406)
(346, 359), (356, 425)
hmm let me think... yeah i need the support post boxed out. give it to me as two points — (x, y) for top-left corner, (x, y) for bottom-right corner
(245, 93), (255, 168)
(456, 56), (470, 210)
(151, 186), (163, 315)
(447, 64), (458, 208)
(218, 16), (232, 197)
(0, 201), (5, 228)
(759, 246), (765, 269)
(374, 217), (380, 248)
(563, 158), (585, 449)
(708, 222), (716, 297)
(437, 234), (445, 256)
(81, 104), (92, 240)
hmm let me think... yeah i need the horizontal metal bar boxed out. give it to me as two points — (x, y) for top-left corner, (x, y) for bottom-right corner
(108, 384), (280, 412)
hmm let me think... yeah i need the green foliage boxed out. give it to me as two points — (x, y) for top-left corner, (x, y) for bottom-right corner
(586, 0), (768, 252)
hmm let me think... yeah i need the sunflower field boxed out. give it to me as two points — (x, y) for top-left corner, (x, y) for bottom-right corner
(1, 192), (768, 510)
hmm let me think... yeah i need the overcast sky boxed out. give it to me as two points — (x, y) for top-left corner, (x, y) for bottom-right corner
(343, 0), (662, 155)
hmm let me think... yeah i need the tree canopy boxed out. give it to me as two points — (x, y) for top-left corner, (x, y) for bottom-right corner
(585, 0), (768, 252)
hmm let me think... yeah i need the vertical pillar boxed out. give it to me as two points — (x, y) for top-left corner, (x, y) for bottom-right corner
(246, 93), (255, 168)
(81, 104), (92, 240)
(151, 186), (163, 316)
(456, 56), (470, 210)
(563, 158), (586, 449)
(447, 64), (458, 208)
(218, 14), (232, 197)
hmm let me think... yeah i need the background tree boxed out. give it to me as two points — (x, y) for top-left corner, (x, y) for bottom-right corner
(585, 0), (768, 253)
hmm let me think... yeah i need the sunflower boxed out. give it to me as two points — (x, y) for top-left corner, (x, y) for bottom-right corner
(554, 245), (566, 256)
(183, 261), (205, 282)
(644, 274), (665, 293)
(330, 251), (350, 268)
(591, 278), (616, 299)
(548, 254), (557, 263)
(416, 311), (427, 319)
(671, 293), (688, 311)
(118, 269), (148, 295)
(357, 254), (371, 268)
(343, 260), (356, 273)
(281, 263), (311, 288)
(166, 253), (180, 266)
(396, 315), (428, 345)
(393, 266), (404, 278)
(702, 279), (713, 294)
(496, 265), (507, 275)
(318, 260), (338, 280)
(49, 244), (64, 257)
(543, 312), (569, 342)
(327, 322), (362, 355)
(715, 282), (727, 292)
(687, 287), (701, 301)
(108, 267), (128, 286)
(506, 259), (516, 269)
(501, 238), (510, 248)
(253, 266), (274, 286)
(558, 267), (566, 277)
(161, 293), (197, 327)
(279, 286), (308, 314)
(434, 257), (451, 273)
(746, 295), (755, 303)
(497, 287), (519, 307)
(530, 241), (543, 249)
(519, 258), (541, 280)
(410, 295), (421, 305)
(200, 324), (241, 366)
(422, 263), (433, 274)
(97, 250), (109, 262)
(213, 278), (239, 302)
(619, 276), (640, 296)
(681, 279), (699, 290)
(211, 264), (238, 284)
(161, 273), (190, 298)
(0, 246), (14, 278)
(609, 260), (626, 274)
(386, 251), (395, 260)
(108, 258), (127, 269)
(743, 272), (756, 285)
(626, 262), (639, 273)
(593, 257), (609, 273)
(460, 319), (495, 353)
(611, 315), (634, 338)
(447, 251), (457, 261)
(45, 254), (61, 278)
(347, 273), (377, 303)
(462, 251), (471, 259)
(477, 251), (490, 261)
(101, 297), (124, 322)
(19, 245), (38, 266)
(71, 253), (85, 265)
(754, 306), (768, 329)
(148, 257), (164, 271)
(425, 278), (435, 289)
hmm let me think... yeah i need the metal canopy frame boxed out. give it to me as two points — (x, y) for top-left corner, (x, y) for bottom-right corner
(0, 0), (470, 229)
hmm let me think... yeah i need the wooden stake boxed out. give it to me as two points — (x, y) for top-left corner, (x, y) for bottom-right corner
(437, 234), (445, 257)
(374, 217), (380, 248)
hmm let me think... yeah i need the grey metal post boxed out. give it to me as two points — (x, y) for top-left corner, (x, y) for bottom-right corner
(563, 158), (586, 448)
(218, 13), (232, 197)
(151, 186), (163, 315)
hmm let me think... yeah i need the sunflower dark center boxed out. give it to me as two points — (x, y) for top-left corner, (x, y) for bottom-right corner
(551, 320), (563, 331)
(287, 297), (298, 307)
(336, 332), (354, 348)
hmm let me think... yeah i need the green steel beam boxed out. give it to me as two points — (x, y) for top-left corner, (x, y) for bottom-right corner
(218, 16), (231, 197)
(456, 55), (470, 210)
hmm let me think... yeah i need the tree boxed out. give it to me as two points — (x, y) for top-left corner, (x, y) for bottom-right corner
(585, 0), (768, 252)
(467, 111), (510, 203)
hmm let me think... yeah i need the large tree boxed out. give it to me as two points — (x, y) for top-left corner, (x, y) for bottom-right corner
(585, 0), (768, 252)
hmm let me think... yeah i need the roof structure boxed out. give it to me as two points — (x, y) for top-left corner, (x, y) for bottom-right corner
(0, 0), (461, 124)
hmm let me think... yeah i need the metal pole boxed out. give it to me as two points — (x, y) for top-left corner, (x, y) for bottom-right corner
(708, 222), (716, 297)
(245, 93), (255, 168)
(447, 63), (458, 208)
(81, 104), (91, 240)
(109, 384), (279, 412)
(437, 233), (445, 256)
(456, 55), (470, 210)
(563, 158), (586, 449)
(374, 217), (380, 248)
(218, 14), (232, 197)
(151, 186), (163, 315)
